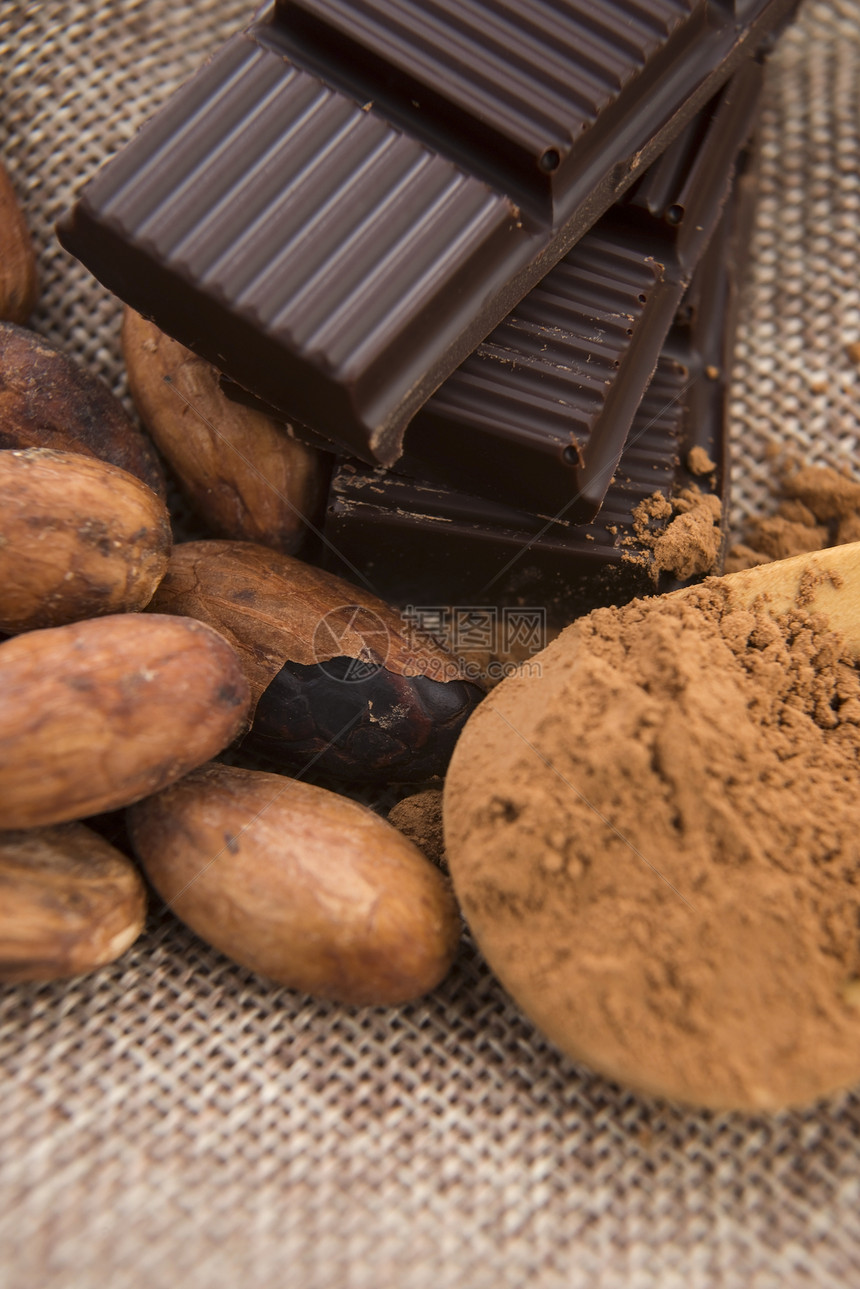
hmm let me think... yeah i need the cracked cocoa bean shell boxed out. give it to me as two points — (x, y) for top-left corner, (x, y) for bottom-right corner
(0, 823), (146, 982)
(127, 762), (461, 1005)
(0, 163), (37, 324)
(122, 309), (327, 552)
(0, 448), (171, 633)
(0, 322), (165, 496)
(147, 540), (484, 783)
(0, 613), (251, 827)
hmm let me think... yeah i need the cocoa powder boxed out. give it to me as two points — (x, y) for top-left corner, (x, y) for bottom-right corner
(444, 582), (860, 1110)
(727, 463), (860, 569)
(627, 486), (723, 580)
(388, 790), (446, 867)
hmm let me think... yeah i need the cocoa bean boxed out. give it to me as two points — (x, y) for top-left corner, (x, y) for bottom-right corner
(0, 322), (165, 496)
(0, 163), (37, 324)
(0, 448), (171, 633)
(0, 823), (147, 982)
(147, 540), (484, 782)
(122, 309), (327, 551)
(128, 762), (460, 1005)
(0, 613), (251, 827)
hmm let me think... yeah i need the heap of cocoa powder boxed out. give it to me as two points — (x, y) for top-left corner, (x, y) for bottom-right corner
(728, 463), (860, 569)
(388, 790), (445, 868)
(445, 581), (860, 1109)
(624, 485), (723, 581)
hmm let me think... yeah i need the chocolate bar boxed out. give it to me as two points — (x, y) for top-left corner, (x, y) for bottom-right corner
(396, 64), (761, 520)
(321, 183), (742, 624)
(58, 0), (795, 468)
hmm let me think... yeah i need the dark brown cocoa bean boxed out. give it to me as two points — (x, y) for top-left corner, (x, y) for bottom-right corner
(247, 655), (481, 783)
(148, 540), (484, 783)
(0, 322), (165, 496)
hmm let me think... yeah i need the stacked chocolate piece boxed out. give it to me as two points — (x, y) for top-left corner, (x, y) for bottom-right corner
(59, 0), (798, 624)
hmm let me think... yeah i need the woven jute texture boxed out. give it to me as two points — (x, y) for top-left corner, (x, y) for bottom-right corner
(2, 2), (860, 1286)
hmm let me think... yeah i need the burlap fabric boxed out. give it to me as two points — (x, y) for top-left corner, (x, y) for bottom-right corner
(2, 1), (860, 1285)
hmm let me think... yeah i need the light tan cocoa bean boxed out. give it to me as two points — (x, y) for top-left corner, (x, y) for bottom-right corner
(0, 163), (37, 324)
(0, 448), (171, 633)
(0, 823), (147, 982)
(128, 762), (461, 1006)
(148, 539), (471, 700)
(122, 310), (326, 551)
(0, 614), (251, 827)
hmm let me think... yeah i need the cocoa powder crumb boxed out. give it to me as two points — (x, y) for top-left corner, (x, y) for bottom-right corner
(785, 464), (860, 520)
(795, 565), (844, 609)
(838, 514), (860, 545)
(728, 515), (828, 563)
(725, 543), (773, 571)
(633, 493), (673, 526)
(629, 486), (723, 580)
(776, 498), (819, 526)
(445, 584), (860, 1110)
(388, 790), (445, 868)
(652, 490), (722, 578)
(686, 446), (717, 476)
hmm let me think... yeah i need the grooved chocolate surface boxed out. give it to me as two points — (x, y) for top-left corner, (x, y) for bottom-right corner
(65, 31), (519, 448)
(58, 0), (797, 464)
(323, 345), (697, 620)
(397, 231), (667, 521)
(322, 188), (740, 623)
(396, 63), (761, 519)
(276, 0), (698, 212)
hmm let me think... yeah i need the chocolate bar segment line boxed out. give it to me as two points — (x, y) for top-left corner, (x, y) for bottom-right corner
(58, 0), (796, 465)
(93, 35), (519, 363)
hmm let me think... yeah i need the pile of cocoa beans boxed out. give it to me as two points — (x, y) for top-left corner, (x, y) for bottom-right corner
(0, 163), (479, 1005)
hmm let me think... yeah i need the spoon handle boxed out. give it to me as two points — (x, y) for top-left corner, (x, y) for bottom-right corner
(684, 542), (860, 656)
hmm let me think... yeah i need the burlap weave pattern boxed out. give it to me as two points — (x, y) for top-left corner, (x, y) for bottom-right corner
(2, 2), (860, 1286)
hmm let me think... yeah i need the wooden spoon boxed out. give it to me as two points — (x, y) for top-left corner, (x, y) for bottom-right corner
(444, 541), (860, 1110)
(674, 540), (860, 656)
